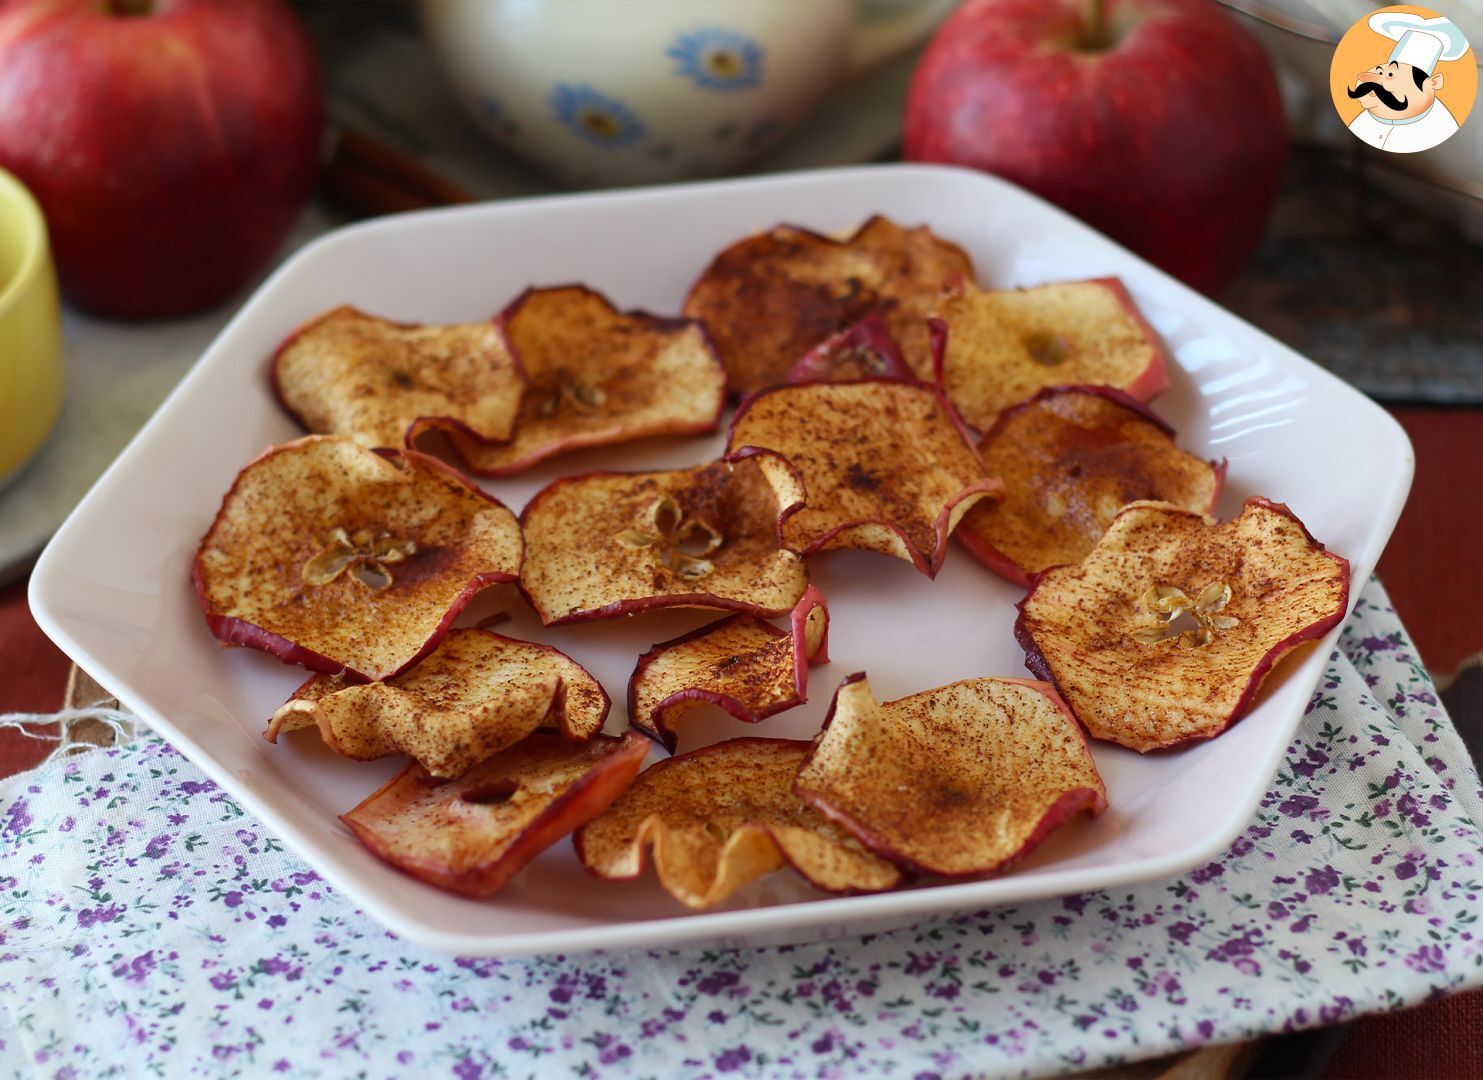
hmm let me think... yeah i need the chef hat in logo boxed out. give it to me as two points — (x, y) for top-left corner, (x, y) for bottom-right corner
(1368, 12), (1470, 75)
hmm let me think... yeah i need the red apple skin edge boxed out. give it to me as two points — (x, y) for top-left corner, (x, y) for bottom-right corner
(624, 587), (829, 752)
(903, 0), (1286, 295)
(926, 278), (1170, 428)
(571, 736), (908, 897)
(793, 672), (1108, 879)
(344, 731), (652, 900)
(515, 449), (808, 627)
(784, 312), (914, 384)
(1012, 495), (1352, 752)
(0, 0), (324, 318)
(951, 383), (1228, 588)
(191, 446), (520, 683)
(448, 283), (729, 477)
(725, 378), (1004, 578)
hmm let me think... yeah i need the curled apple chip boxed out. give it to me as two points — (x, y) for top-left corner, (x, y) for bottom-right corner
(931, 278), (1171, 430)
(1015, 497), (1351, 752)
(442, 285), (726, 475)
(342, 731), (650, 899)
(271, 305), (525, 450)
(627, 587), (829, 751)
(574, 738), (903, 909)
(193, 435), (522, 681)
(684, 216), (972, 392)
(726, 379), (1002, 576)
(784, 313), (913, 384)
(266, 628), (610, 778)
(794, 674), (1106, 878)
(520, 455), (809, 625)
(956, 386), (1225, 586)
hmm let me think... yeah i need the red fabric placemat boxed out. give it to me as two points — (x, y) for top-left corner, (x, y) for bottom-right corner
(1375, 407), (1483, 676)
(0, 577), (70, 775)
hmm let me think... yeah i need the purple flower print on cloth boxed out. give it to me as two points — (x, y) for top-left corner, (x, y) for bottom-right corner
(0, 580), (1480, 1078)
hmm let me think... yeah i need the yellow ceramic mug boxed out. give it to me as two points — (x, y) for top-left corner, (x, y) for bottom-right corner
(0, 166), (63, 489)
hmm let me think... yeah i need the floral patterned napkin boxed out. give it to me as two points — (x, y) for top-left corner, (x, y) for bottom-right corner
(2, 579), (1480, 1079)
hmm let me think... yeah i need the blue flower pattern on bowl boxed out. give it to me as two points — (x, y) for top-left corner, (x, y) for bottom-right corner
(549, 83), (647, 150)
(668, 28), (764, 92)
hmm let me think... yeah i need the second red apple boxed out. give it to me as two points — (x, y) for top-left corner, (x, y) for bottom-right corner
(904, 0), (1286, 295)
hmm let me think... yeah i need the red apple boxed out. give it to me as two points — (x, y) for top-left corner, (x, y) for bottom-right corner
(904, 0), (1285, 295)
(0, 0), (323, 318)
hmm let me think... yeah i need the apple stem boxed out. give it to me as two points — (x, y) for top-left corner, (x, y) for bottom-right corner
(1084, 0), (1109, 50)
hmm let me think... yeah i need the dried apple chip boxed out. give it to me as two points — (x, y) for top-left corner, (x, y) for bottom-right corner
(342, 731), (650, 899)
(956, 386), (1225, 586)
(684, 216), (972, 392)
(794, 674), (1107, 878)
(931, 278), (1171, 430)
(627, 587), (829, 751)
(520, 455), (809, 626)
(442, 285), (726, 475)
(1015, 497), (1351, 752)
(784, 313), (913, 384)
(266, 628), (610, 778)
(271, 305), (525, 450)
(726, 379), (1002, 576)
(193, 435), (522, 681)
(574, 738), (903, 908)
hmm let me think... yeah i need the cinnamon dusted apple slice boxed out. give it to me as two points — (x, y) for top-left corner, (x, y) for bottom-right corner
(342, 731), (650, 899)
(520, 454), (808, 625)
(271, 305), (525, 450)
(1016, 497), (1351, 752)
(784, 313), (913, 384)
(574, 738), (903, 908)
(684, 216), (972, 392)
(794, 674), (1106, 878)
(931, 278), (1171, 430)
(442, 285), (725, 475)
(193, 435), (522, 681)
(956, 386), (1225, 586)
(266, 628), (609, 778)
(627, 587), (829, 752)
(726, 379), (1002, 577)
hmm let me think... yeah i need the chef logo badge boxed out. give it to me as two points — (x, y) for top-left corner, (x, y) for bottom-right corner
(1330, 6), (1475, 154)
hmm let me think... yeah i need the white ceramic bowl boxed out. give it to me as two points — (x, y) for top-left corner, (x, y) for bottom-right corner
(422, 0), (954, 187)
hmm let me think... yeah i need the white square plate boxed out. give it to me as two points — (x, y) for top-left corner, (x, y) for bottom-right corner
(30, 165), (1413, 957)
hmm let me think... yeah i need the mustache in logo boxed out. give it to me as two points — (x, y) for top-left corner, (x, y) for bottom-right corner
(1348, 79), (1409, 111)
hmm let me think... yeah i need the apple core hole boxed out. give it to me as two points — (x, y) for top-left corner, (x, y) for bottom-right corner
(1076, 0), (1118, 52)
(1139, 607), (1207, 646)
(652, 499), (683, 537)
(353, 564), (391, 591)
(1025, 331), (1071, 366)
(461, 779), (519, 806)
(107, 0), (155, 15)
(676, 529), (717, 557)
